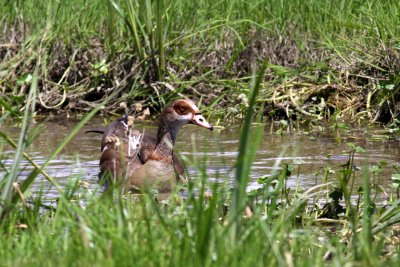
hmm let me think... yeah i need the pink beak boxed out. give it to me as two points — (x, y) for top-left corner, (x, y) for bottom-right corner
(192, 113), (213, 130)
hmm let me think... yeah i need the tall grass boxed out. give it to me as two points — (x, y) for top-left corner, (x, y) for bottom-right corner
(0, 54), (122, 220)
(2, 69), (400, 266)
(1, 0), (400, 123)
(0, 66), (38, 217)
(230, 63), (266, 243)
(2, 0), (400, 265)
(3, 0), (399, 47)
(109, 0), (167, 81)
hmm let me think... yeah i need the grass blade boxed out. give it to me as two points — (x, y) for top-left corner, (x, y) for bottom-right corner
(230, 62), (266, 242)
(0, 65), (38, 218)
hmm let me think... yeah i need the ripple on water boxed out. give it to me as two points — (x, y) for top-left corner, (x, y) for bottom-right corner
(1, 119), (399, 201)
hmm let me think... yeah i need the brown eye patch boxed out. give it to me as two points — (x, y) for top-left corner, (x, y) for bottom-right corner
(172, 99), (199, 115)
(173, 103), (191, 115)
(175, 105), (189, 115)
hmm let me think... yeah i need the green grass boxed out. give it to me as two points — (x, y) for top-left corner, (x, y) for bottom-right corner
(1, 158), (400, 266)
(1, 0), (400, 124)
(2, 1), (400, 265)
(2, 67), (400, 266)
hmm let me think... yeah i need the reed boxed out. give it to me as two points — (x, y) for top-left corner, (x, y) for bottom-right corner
(230, 63), (266, 245)
(1, 0), (400, 123)
(2, 0), (400, 266)
(0, 64), (122, 221)
(109, 0), (167, 81)
(2, 116), (400, 265)
(0, 66), (38, 218)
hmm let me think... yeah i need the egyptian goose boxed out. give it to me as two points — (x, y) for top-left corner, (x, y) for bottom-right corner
(98, 99), (213, 193)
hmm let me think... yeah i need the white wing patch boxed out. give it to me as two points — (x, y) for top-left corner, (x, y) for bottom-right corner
(128, 132), (142, 157)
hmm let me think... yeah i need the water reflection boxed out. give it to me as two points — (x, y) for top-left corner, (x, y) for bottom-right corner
(1, 118), (400, 200)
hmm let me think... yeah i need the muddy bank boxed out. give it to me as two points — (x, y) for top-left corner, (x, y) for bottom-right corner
(1, 27), (400, 124)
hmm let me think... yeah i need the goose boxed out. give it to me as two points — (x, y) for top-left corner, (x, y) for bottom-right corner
(98, 99), (213, 193)
(98, 115), (142, 189)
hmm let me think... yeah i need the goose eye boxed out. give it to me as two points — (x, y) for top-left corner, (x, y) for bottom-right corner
(179, 107), (187, 113)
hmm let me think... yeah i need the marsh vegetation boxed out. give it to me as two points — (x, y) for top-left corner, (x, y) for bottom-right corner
(1, 0), (400, 266)
(1, 0), (400, 124)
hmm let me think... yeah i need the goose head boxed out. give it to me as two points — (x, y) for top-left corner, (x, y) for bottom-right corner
(156, 99), (213, 145)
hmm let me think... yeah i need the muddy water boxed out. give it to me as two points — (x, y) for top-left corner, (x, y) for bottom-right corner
(1, 118), (400, 201)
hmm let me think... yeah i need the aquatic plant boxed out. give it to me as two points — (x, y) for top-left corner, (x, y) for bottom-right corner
(2, 69), (400, 266)
(2, 1), (400, 265)
(1, 0), (400, 125)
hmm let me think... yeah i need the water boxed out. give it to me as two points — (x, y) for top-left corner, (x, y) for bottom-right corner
(1, 118), (400, 201)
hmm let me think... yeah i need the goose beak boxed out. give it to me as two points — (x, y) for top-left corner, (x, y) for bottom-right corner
(192, 113), (213, 130)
